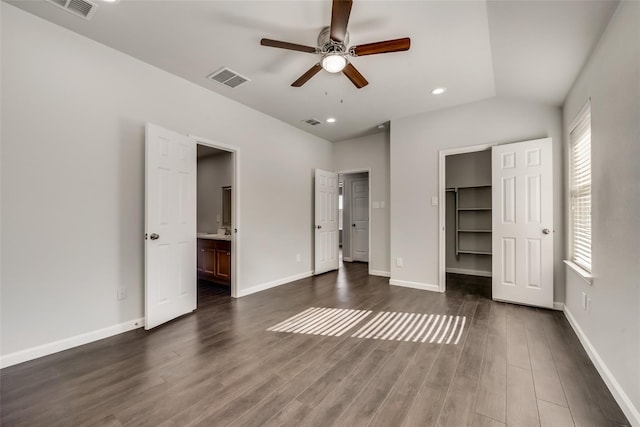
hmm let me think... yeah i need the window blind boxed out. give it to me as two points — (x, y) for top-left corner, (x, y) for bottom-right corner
(570, 102), (592, 272)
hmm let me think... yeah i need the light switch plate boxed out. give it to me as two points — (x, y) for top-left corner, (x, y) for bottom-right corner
(373, 201), (380, 209)
(431, 196), (438, 206)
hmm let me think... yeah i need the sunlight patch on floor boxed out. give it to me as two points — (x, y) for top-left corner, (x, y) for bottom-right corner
(267, 307), (466, 344)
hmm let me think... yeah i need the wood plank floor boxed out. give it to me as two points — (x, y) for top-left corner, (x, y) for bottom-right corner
(0, 264), (630, 427)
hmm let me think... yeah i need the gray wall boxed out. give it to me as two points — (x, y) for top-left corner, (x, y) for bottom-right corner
(1, 4), (332, 358)
(390, 97), (564, 298)
(445, 150), (491, 188)
(333, 132), (390, 275)
(197, 152), (233, 233)
(562, 2), (640, 422)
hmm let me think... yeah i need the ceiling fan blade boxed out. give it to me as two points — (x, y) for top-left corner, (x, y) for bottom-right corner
(260, 38), (318, 54)
(291, 63), (323, 87)
(330, 0), (353, 42)
(352, 37), (411, 56)
(342, 63), (368, 89)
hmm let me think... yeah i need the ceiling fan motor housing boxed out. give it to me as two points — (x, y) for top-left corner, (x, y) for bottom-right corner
(318, 26), (349, 54)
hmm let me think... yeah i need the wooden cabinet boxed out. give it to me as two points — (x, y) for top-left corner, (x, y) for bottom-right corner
(197, 239), (231, 286)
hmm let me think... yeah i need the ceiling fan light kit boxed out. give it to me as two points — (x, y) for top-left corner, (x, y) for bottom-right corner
(322, 54), (347, 73)
(260, 0), (411, 89)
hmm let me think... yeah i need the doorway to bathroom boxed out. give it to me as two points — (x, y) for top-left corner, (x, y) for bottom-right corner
(196, 144), (234, 297)
(191, 133), (241, 303)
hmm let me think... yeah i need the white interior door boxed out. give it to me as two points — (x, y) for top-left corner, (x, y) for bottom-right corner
(145, 123), (197, 329)
(351, 178), (369, 262)
(315, 169), (339, 274)
(492, 137), (553, 308)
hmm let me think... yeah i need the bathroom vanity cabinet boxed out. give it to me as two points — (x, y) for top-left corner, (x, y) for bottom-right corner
(197, 238), (231, 286)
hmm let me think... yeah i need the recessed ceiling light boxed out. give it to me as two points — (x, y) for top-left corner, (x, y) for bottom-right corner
(431, 87), (447, 95)
(377, 124), (385, 129)
(326, 117), (336, 123)
(101, 0), (120, 3)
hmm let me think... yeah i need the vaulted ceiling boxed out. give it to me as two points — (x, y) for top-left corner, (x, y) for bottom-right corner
(7, 0), (618, 141)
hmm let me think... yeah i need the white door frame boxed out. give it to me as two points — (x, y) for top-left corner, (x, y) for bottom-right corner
(189, 134), (241, 298)
(338, 168), (372, 273)
(438, 144), (496, 293)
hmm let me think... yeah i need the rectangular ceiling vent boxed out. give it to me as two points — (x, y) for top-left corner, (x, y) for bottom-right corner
(46, 0), (97, 20)
(207, 67), (250, 88)
(303, 118), (322, 126)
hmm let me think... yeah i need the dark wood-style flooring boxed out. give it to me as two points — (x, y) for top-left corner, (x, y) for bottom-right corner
(0, 263), (630, 426)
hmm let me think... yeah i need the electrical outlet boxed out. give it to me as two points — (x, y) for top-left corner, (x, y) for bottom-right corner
(582, 292), (588, 310)
(296, 254), (301, 262)
(396, 257), (403, 268)
(117, 287), (127, 301)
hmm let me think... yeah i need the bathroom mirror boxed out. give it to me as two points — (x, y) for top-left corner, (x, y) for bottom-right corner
(222, 186), (232, 226)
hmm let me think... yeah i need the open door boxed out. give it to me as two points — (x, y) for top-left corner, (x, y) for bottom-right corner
(351, 177), (369, 262)
(314, 169), (339, 274)
(492, 137), (553, 308)
(145, 123), (197, 329)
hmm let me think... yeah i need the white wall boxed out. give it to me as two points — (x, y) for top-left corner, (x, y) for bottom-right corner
(334, 132), (390, 275)
(0, 5), (332, 359)
(390, 98), (564, 298)
(197, 152), (233, 233)
(562, 2), (640, 423)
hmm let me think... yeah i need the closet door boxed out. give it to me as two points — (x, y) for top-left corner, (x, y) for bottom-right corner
(492, 138), (553, 308)
(351, 178), (369, 262)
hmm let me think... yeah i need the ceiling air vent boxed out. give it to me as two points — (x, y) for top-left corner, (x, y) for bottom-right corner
(207, 67), (250, 88)
(303, 118), (322, 126)
(46, 0), (97, 19)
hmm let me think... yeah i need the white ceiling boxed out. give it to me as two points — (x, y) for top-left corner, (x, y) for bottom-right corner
(7, 0), (618, 142)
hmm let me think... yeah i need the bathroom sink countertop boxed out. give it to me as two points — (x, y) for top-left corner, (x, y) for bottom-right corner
(197, 233), (231, 241)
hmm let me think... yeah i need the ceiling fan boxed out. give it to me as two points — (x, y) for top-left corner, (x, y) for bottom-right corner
(260, 0), (411, 89)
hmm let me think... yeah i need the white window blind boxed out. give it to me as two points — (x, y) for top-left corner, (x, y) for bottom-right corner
(569, 102), (592, 272)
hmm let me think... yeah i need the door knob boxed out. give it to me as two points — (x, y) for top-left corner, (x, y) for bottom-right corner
(317, 225), (322, 229)
(352, 224), (356, 227)
(542, 228), (550, 235)
(150, 233), (160, 240)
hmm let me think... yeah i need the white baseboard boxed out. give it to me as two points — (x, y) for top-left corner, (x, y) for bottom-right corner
(236, 271), (313, 298)
(445, 268), (492, 277)
(343, 257), (353, 262)
(0, 318), (144, 369)
(389, 279), (442, 293)
(563, 306), (640, 426)
(553, 302), (564, 311)
(369, 270), (391, 278)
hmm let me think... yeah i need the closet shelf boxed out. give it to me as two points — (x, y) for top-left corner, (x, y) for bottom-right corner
(446, 184), (491, 190)
(458, 250), (492, 255)
(452, 185), (493, 257)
